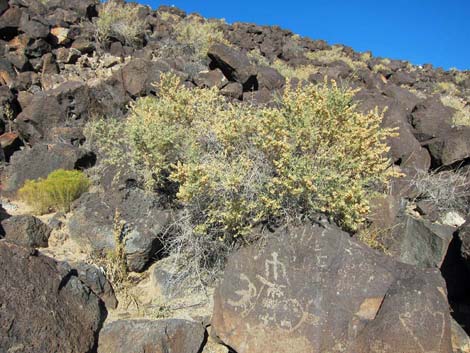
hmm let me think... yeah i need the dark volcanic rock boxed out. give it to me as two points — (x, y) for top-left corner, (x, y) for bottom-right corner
(257, 65), (285, 90)
(74, 262), (118, 309)
(98, 319), (206, 353)
(426, 128), (470, 167)
(410, 96), (454, 142)
(2, 214), (51, 248)
(45, 0), (99, 18)
(457, 221), (470, 273)
(15, 81), (92, 144)
(68, 187), (172, 272)
(194, 68), (228, 88)
(388, 215), (455, 268)
(355, 91), (430, 176)
(208, 43), (257, 90)
(0, 240), (106, 353)
(1, 143), (93, 193)
(212, 222), (452, 353)
(220, 81), (243, 100)
(88, 75), (130, 118)
(118, 58), (170, 96)
(0, 0), (8, 15)
(0, 132), (23, 162)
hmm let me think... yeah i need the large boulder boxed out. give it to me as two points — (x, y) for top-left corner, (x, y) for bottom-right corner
(208, 43), (257, 90)
(2, 214), (51, 247)
(68, 187), (172, 272)
(88, 75), (130, 118)
(1, 143), (94, 193)
(0, 240), (106, 352)
(118, 58), (170, 96)
(43, 0), (99, 18)
(15, 81), (92, 144)
(194, 68), (228, 89)
(410, 96), (454, 142)
(427, 128), (470, 167)
(212, 222), (453, 353)
(355, 91), (431, 178)
(98, 319), (206, 353)
(257, 65), (285, 90)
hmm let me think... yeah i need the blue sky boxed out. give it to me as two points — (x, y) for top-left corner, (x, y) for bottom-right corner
(139, 0), (470, 70)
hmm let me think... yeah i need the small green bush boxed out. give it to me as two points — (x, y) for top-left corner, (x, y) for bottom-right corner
(96, 0), (146, 46)
(18, 169), (90, 214)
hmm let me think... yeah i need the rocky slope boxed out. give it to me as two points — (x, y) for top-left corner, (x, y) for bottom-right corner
(1, 0), (470, 352)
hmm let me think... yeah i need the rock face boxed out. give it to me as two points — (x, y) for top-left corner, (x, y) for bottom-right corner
(1, 143), (95, 193)
(2, 214), (51, 247)
(457, 221), (470, 273)
(212, 223), (453, 353)
(208, 43), (257, 90)
(98, 319), (206, 353)
(74, 262), (118, 310)
(390, 215), (455, 268)
(0, 240), (106, 353)
(68, 187), (172, 272)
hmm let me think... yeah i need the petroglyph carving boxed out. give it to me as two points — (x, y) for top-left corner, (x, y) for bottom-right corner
(265, 252), (287, 282)
(227, 273), (257, 313)
(399, 308), (446, 353)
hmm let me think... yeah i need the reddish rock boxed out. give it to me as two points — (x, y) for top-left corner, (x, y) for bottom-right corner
(212, 223), (453, 353)
(0, 132), (22, 162)
(0, 241), (106, 352)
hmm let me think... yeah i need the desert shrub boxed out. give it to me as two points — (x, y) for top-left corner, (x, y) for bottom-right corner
(18, 169), (90, 214)
(87, 73), (397, 285)
(271, 59), (317, 81)
(440, 95), (470, 126)
(434, 81), (459, 95)
(411, 169), (470, 213)
(1, 103), (14, 133)
(306, 46), (367, 70)
(247, 49), (271, 66)
(174, 18), (229, 60)
(450, 68), (469, 85)
(96, 0), (146, 46)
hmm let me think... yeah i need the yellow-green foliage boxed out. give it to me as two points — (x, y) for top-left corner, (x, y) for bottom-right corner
(88, 73), (397, 237)
(271, 59), (317, 81)
(434, 81), (459, 95)
(158, 10), (181, 23)
(96, 0), (146, 45)
(247, 49), (317, 81)
(441, 95), (470, 126)
(18, 169), (90, 214)
(174, 18), (229, 59)
(371, 58), (392, 74)
(247, 49), (270, 66)
(305, 46), (367, 70)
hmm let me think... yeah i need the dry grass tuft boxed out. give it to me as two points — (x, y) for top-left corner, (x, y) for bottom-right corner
(96, 0), (146, 46)
(411, 169), (470, 213)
